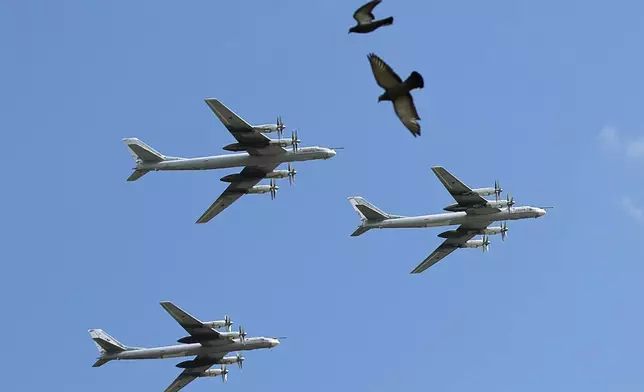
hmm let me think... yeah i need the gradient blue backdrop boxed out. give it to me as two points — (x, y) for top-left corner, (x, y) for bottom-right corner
(1, 0), (643, 390)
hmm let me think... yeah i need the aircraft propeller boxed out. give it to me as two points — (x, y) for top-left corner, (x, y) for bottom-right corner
(221, 366), (229, 383)
(291, 130), (300, 152)
(500, 222), (509, 241)
(276, 115), (286, 139)
(238, 325), (247, 342)
(494, 180), (503, 201)
(236, 353), (245, 370)
(224, 315), (232, 332)
(506, 194), (515, 212)
(269, 179), (278, 200)
(287, 163), (297, 185)
(482, 235), (490, 252)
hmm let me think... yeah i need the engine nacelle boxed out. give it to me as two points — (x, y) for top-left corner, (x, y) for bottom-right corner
(177, 358), (217, 369)
(246, 185), (273, 194)
(472, 187), (496, 196)
(483, 226), (503, 235)
(265, 170), (290, 179)
(223, 138), (293, 152)
(220, 354), (244, 365)
(203, 319), (233, 329)
(252, 123), (283, 133)
(461, 239), (486, 249)
(201, 368), (228, 378)
(443, 199), (509, 212)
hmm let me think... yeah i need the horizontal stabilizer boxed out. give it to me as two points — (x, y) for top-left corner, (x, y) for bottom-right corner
(127, 169), (149, 182)
(350, 226), (371, 237)
(92, 358), (110, 368)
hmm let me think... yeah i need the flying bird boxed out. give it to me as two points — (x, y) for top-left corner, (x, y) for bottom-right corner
(367, 53), (424, 137)
(349, 0), (394, 34)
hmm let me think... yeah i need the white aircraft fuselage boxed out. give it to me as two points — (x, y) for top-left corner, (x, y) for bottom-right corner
(363, 206), (546, 230)
(104, 337), (278, 362)
(136, 147), (335, 172)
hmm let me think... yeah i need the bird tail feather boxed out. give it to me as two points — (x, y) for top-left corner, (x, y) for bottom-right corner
(380, 16), (394, 26)
(405, 71), (424, 90)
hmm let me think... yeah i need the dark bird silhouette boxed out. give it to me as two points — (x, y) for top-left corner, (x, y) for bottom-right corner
(367, 53), (424, 137)
(349, 0), (394, 34)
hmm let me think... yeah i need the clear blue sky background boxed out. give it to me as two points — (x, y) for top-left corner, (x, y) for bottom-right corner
(1, 0), (643, 390)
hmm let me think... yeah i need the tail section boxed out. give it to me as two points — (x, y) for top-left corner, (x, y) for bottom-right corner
(89, 329), (127, 367)
(378, 16), (394, 27)
(122, 138), (167, 181)
(349, 196), (391, 221)
(348, 196), (403, 236)
(123, 138), (166, 163)
(405, 71), (424, 90)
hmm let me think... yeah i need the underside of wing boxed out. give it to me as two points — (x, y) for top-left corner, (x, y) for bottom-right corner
(164, 358), (223, 392)
(410, 221), (493, 274)
(196, 163), (281, 224)
(393, 94), (421, 136)
(353, 0), (380, 24)
(165, 371), (200, 392)
(367, 53), (403, 89)
(160, 302), (221, 341)
(431, 166), (489, 207)
(205, 98), (286, 156)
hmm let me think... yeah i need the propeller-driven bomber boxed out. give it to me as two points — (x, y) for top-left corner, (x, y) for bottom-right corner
(123, 98), (336, 223)
(89, 302), (281, 392)
(349, 166), (549, 273)
(98, 2), (554, 391)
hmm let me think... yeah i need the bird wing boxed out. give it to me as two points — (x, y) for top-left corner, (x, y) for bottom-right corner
(353, 0), (381, 24)
(367, 53), (403, 89)
(392, 94), (421, 136)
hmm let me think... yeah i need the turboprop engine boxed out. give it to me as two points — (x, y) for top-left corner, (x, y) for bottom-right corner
(241, 180), (278, 199)
(202, 315), (233, 331)
(459, 235), (490, 252)
(472, 180), (503, 199)
(438, 222), (508, 241)
(252, 116), (286, 136)
(221, 163), (296, 185)
(220, 353), (245, 369)
(200, 366), (229, 382)
(223, 130), (300, 152)
(443, 194), (515, 212)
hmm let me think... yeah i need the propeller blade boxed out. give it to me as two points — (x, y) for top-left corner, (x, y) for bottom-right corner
(219, 365), (228, 383)
(501, 222), (508, 241)
(236, 353), (244, 370)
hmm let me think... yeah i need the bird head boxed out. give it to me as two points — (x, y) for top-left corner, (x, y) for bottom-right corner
(348, 27), (356, 34)
(378, 92), (389, 102)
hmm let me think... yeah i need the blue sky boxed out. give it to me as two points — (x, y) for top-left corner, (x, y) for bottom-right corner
(1, 0), (643, 390)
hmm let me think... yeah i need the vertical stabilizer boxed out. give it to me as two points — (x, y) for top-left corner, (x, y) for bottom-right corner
(348, 196), (403, 237)
(89, 329), (127, 367)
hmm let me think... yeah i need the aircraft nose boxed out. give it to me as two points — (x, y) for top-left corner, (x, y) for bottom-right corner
(270, 339), (279, 347)
(537, 208), (546, 217)
(328, 150), (336, 158)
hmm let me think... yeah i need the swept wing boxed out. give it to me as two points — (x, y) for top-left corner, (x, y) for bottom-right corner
(431, 166), (499, 212)
(164, 356), (227, 392)
(410, 221), (493, 274)
(160, 301), (223, 342)
(205, 98), (287, 156)
(195, 162), (280, 223)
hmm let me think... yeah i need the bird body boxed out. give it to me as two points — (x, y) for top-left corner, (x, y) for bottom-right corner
(367, 53), (424, 137)
(349, 0), (394, 34)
